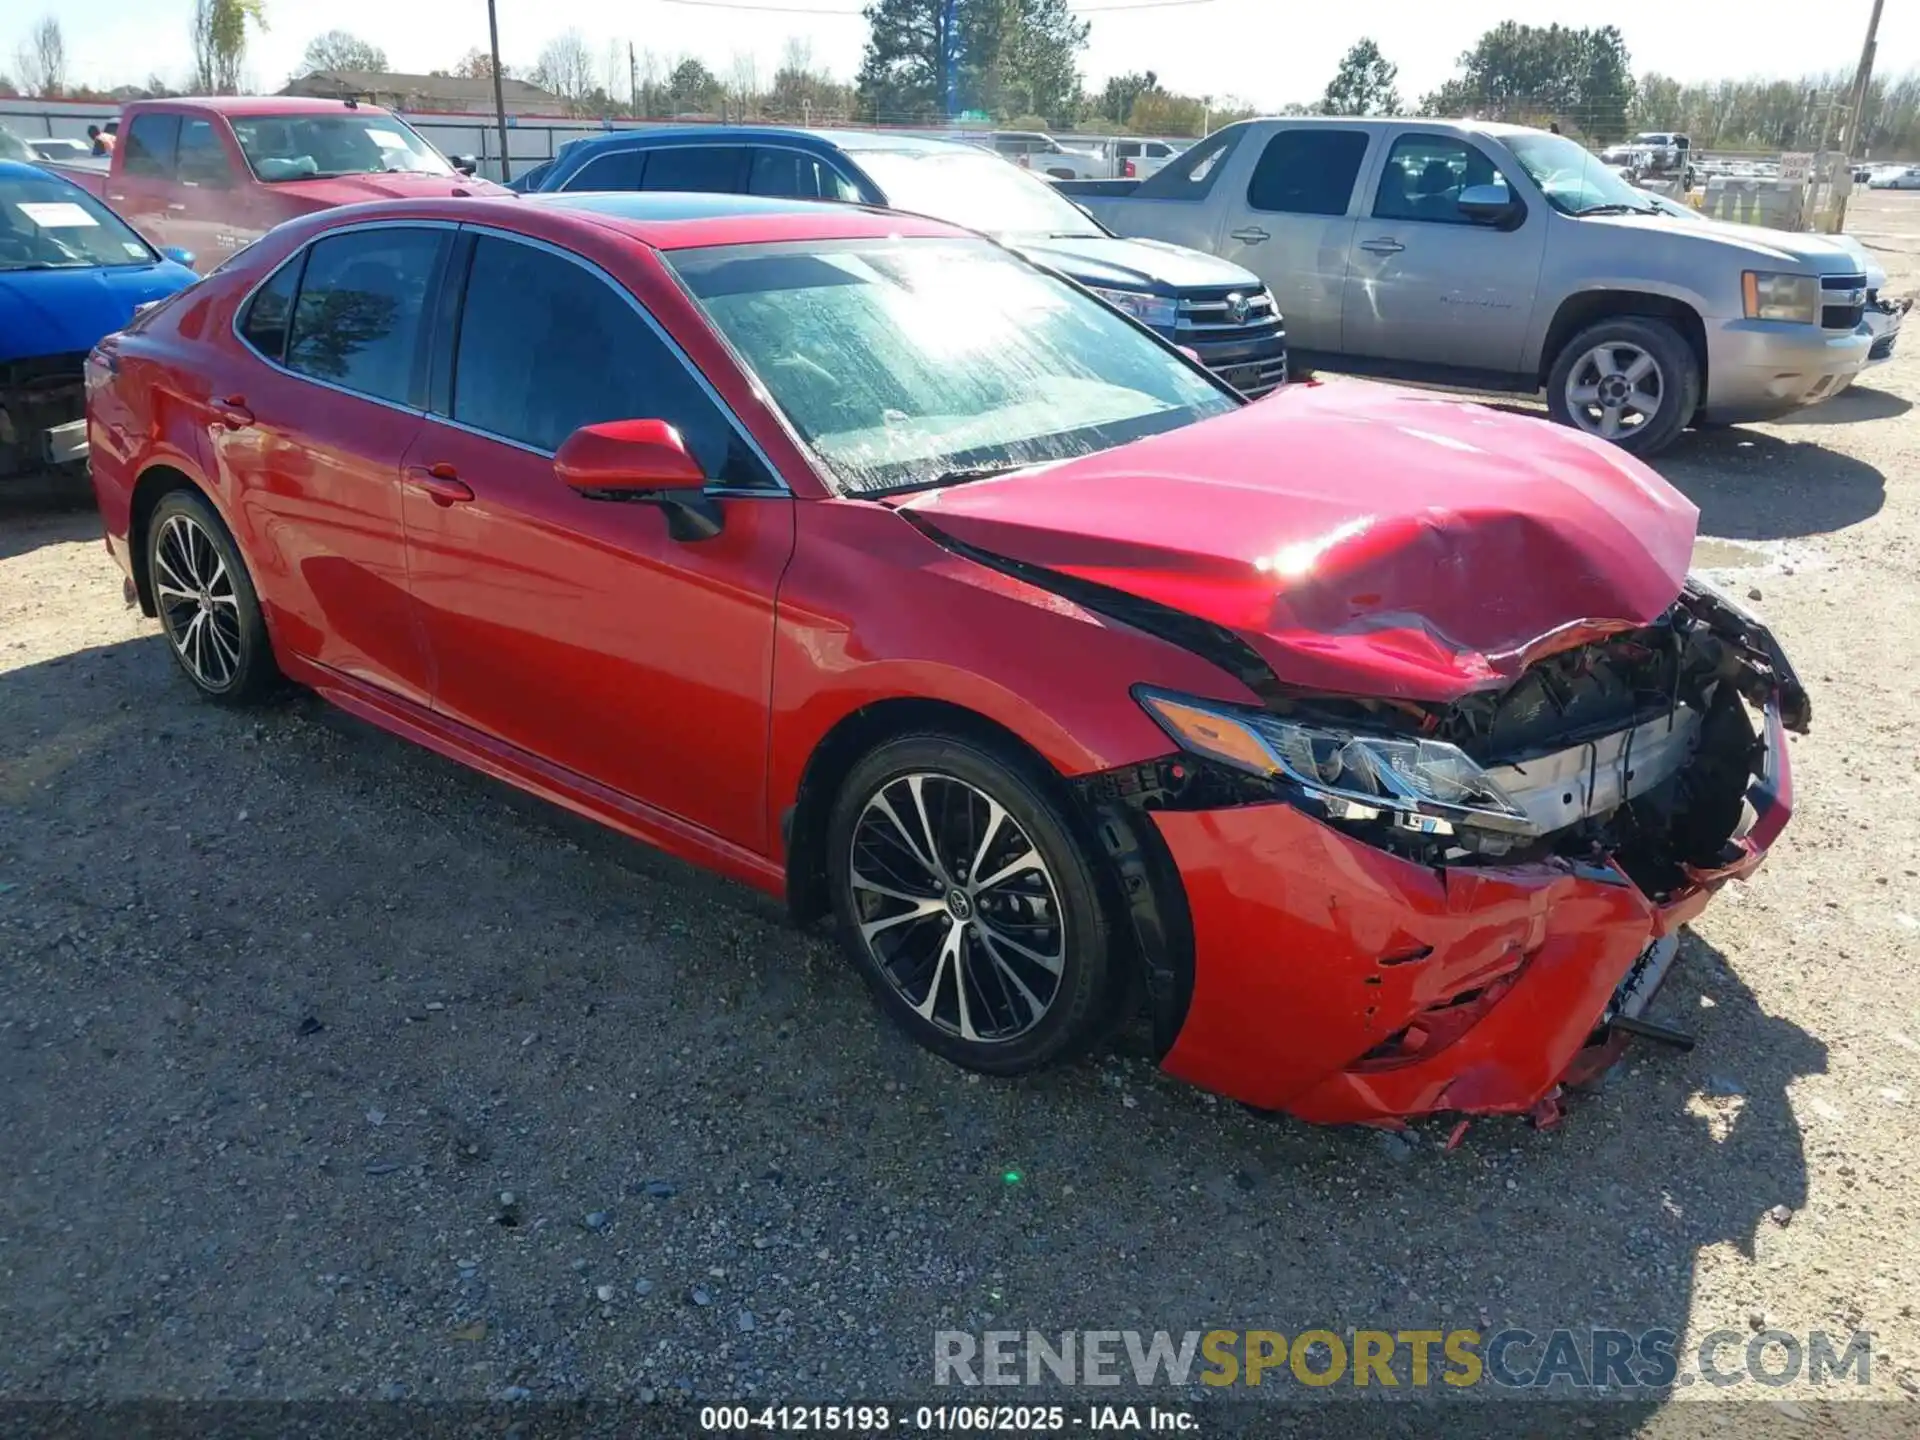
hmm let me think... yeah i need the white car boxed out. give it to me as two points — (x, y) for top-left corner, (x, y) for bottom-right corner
(24, 137), (94, 162)
(1093, 136), (1183, 179)
(971, 131), (1104, 181)
(1869, 165), (1920, 190)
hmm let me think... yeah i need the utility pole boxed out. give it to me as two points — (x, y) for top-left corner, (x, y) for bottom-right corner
(1834, 0), (1884, 230)
(629, 42), (639, 117)
(487, 0), (512, 181)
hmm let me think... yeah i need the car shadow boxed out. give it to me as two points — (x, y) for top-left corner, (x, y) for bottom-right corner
(1651, 427), (1886, 540)
(0, 633), (1826, 1421)
(1771, 383), (1912, 426)
(0, 477), (98, 564)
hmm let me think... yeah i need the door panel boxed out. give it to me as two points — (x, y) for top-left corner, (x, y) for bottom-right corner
(404, 231), (793, 848)
(1214, 127), (1373, 352)
(110, 111), (179, 252)
(1341, 131), (1547, 371)
(214, 225), (448, 704)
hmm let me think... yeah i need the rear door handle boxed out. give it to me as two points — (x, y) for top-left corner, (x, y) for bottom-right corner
(1230, 226), (1271, 244)
(405, 462), (474, 506)
(210, 394), (253, 429)
(1360, 237), (1405, 255)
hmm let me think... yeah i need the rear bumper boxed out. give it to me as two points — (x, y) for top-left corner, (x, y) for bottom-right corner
(1699, 318), (1871, 423)
(1150, 701), (1793, 1126)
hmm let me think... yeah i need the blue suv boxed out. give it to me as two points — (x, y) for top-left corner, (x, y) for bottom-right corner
(515, 127), (1287, 396)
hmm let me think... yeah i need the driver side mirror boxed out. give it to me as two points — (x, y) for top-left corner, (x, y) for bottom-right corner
(554, 420), (725, 542)
(1458, 184), (1520, 227)
(450, 154), (479, 176)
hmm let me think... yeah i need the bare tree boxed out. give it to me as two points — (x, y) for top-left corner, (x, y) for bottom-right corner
(532, 30), (596, 111)
(453, 48), (508, 81)
(726, 51), (760, 121)
(299, 30), (388, 76)
(14, 15), (67, 98)
(605, 39), (628, 109)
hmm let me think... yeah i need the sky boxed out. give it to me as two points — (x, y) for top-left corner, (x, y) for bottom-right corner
(10, 0), (1919, 110)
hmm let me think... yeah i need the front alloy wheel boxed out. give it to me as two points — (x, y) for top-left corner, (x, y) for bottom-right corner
(1562, 341), (1664, 441)
(827, 734), (1117, 1075)
(1545, 316), (1699, 457)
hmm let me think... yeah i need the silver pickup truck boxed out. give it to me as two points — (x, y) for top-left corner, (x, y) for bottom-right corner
(1057, 118), (1874, 455)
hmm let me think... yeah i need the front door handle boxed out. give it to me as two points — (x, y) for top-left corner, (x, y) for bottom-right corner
(210, 394), (253, 429)
(1230, 226), (1271, 244)
(1360, 237), (1405, 255)
(405, 462), (475, 506)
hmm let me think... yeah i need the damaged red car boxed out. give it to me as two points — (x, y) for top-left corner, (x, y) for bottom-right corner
(87, 193), (1808, 1126)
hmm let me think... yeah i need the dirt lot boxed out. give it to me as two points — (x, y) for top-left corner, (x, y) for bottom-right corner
(3, 194), (1919, 1433)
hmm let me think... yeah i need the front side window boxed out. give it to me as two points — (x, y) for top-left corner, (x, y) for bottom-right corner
(641, 146), (749, 194)
(122, 113), (179, 179)
(449, 235), (760, 484)
(0, 171), (159, 271)
(566, 148), (649, 191)
(284, 227), (444, 404)
(176, 119), (234, 188)
(666, 237), (1237, 497)
(1247, 129), (1370, 215)
(229, 114), (454, 183)
(1373, 134), (1509, 224)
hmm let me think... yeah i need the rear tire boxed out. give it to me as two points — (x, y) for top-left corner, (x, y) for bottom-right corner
(1547, 316), (1699, 458)
(826, 732), (1117, 1076)
(146, 489), (278, 706)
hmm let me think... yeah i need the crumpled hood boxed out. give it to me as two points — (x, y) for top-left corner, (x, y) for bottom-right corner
(1008, 234), (1264, 293)
(0, 261), (198, 364)
(896, 380), (1698, 702)
(272, 172), (511, 210)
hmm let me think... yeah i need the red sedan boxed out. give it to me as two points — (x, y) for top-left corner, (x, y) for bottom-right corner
(85, 193), (1807, 1126)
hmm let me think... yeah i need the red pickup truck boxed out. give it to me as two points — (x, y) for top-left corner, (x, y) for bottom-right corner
(53, 96), (507, 272)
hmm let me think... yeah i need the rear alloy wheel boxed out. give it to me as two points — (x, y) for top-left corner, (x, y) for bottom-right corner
(147, 490), (277, 704)
(1546, 316), (1699, 457)
(827, 734), (1116, 1075)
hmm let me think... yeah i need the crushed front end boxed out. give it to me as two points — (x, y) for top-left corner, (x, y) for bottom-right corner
(1080, 580), (1806, 1125)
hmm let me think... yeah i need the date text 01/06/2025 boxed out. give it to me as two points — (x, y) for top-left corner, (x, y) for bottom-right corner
(699, 1404), (1199, 1431)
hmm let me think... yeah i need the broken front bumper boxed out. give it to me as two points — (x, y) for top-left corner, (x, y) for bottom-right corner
(1149, 701), (1793, 1126)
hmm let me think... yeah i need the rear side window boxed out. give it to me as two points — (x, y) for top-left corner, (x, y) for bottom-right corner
(1136, 125), (1244, 199)
(122, 113), (180, 178)
(1372, 134), (1508, 224)
(176, 119), (234, 188)
(641, 146), (749, 193)
(566, 147), (648, 191)
(748, 148), (858, 202)
(285, 227), (445, 405)
(1246, 130), (1370, 215)
(449, 235), (765, 485)
(239, 253), (304, 362)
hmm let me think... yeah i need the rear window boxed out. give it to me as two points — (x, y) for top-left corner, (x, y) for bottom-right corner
(283, 227), (445, 405)
(641, 146), (748, 193)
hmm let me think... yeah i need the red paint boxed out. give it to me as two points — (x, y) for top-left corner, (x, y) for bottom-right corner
(87, 197), (1793, 1126)
(899, 380), (1699, 702)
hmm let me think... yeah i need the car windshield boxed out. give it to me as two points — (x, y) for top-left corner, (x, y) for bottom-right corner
(851, 148), (1103, 237)
(0, 171), (157, 271)
(229, 113), (454, 182)
(0, 125), (28, 162)
(1500, 131), (1660, 216)
(667, 237), (1236, 497)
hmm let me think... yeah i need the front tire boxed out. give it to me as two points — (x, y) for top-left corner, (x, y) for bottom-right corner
(1547, 316), (1700, 457)
(147, 489), (278, 705)
(826, 733), (1118, 1076)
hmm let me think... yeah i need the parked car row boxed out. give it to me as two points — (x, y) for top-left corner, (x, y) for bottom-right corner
(83, 186), (1808, 1123)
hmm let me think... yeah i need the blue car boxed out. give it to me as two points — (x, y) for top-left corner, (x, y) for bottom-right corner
(516, 127), (1288, 395)
(0, 160), (198, 480)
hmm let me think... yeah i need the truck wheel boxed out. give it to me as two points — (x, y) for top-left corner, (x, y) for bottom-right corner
(1547, 317), (1699, 458)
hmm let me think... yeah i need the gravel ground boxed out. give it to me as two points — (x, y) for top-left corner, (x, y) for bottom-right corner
(3, 194), (1919, 1434)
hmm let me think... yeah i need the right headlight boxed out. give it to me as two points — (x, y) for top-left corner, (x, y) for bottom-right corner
(1743, 271), (1820, 324)
(1135, 688), (1536, 836)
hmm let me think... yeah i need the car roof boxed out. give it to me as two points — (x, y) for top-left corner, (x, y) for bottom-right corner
(554, 125), (991, 161)
(130, 95), (398, 118)
(314, 191), (968, 251)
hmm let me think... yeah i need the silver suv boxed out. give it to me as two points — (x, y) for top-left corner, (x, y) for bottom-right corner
(1062, 118), (1873, 455)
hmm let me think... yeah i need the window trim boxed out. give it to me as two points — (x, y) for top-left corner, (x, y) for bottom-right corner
(1244, 126), (1373, 217)
(1368, 130), (1528, 229)
(432, 223), (791, 496)
(228, 218), (459, 418)
(1134, 123), (1245, 201)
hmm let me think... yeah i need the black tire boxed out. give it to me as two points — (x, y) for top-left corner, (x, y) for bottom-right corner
(826, 732), (1118, 1077)
(146, 488), (278, 705)
(1546, 316), (1700, 458)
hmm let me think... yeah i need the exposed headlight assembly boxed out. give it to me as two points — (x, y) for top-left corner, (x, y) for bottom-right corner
(1087, 286), (1179, 332)
(1136, 687), (1536, 837)
(1742, 270), (1819, 324)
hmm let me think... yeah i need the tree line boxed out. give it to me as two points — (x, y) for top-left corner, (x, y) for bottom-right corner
(6, 7), (1920, 158)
